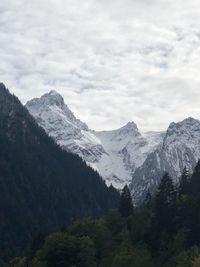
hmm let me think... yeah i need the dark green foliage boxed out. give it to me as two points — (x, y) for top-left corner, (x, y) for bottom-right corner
(9, 210), (155, 267)
(185, 161), (200, 246)
(179, 167), (190, 196)
(28, 232), (45, 260)
(9, 159), (200, 267)
(119, 185), (134, 217)
(152, 173), (177, 241)
(177, 168), (191, 234)
(5, 84), (200, 267)
(31, 233), (97, 267)
(0, 84), (119, 263)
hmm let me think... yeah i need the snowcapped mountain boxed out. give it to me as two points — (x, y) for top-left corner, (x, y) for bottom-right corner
(130, 117), (200, 204)
(26, 91), (105, 163)
(26, 91), (164, 189)
(26, 91), (200, 203)
(94, 125), (164, 187)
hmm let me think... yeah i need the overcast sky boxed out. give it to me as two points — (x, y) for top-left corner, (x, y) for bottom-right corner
(1, 0), (200, 131)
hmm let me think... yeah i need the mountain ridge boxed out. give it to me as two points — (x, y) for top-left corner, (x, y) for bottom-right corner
(26, 90), (165, 189)
(0, 83), (119, 262)
(130, 116), (200, 204)
(26, 90), (200, 204)
(26, 91), (163, 189)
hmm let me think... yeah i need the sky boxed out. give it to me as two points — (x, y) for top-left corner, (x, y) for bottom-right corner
(1, 0), (200, 132)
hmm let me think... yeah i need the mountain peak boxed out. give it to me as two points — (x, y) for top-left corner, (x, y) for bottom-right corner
(181, 117), (200, 128)
(0, 83), (11, 98)
(162, 117), (200, 148)
(26, 90), (67, 116)
(167, 117), (200, 134)
(131, 116), (200, 204)
(49, 89), (59, 95)
(41, 90), (64, 107)
(0, 82), (6, 90)
(118, 121), (140, 137)
(123, 121), (138, 130)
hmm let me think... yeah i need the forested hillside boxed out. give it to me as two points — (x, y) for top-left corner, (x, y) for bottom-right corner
(10, 160), (200, 267)
(0, 84), (119, 264)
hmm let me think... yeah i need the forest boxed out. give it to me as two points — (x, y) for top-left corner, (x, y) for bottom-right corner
(8, 161), (200, 267)
(0, 84), (119, 265)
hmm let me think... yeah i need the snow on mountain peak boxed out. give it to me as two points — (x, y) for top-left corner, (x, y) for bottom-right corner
(117, 121), (140, 137)
(121, 121), (138, 131)
(25, 91), (200, 203)
(49, 90), (60, 95)
(167, 117), (200, 132)
(48, 90), (64, 105)
(38, 90), (65, 107)
(28, 91), (200, 203)
(131, 117), (200, 204)
(26, 91), (164, 189)
(96, 121), (140, 143)
(163, 117), (200, 148)
(26, 91), (88, 130)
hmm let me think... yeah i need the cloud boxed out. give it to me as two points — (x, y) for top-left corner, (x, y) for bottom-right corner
(0, 0), (200, 131)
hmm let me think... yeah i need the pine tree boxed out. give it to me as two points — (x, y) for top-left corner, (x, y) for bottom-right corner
(119, 185), (134, 217)
(144, 190), (153, 208)
(188, 160), (200, 198)
(177, 167), (191, 230)
(179, 167), (190, 196)
(28, 232), (45, 260)
(186, 160), (200, 245)
(0, 84), (120, 262)
(153, 173), (177, 241)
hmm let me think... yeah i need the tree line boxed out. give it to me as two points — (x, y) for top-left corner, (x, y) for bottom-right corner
(0, 84), (119, 265)
(8, 160), (200, 267)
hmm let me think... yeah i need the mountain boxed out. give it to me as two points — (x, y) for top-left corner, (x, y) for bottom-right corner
(0, 84), (119, 263)
(26, 91), (200, 204)
(130, 117), (200, 204)
(94, 125), (164, 187)
(26, 90), (105, 164)
(26, 91), (164, 188)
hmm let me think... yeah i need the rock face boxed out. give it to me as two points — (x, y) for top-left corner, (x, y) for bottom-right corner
(26, 90), (104, 164)
(26, 91), (164, 189)
(130, 117), (200, 204)
(94, 125), (164, 188)
(27, 91), (200, 204)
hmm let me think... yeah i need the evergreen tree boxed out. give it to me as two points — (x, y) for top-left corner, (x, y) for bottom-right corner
(155, 173), (177, 231)
(177, 167), (190, 231)
(188, 160), (200, 199)
(28, 232), (45, 260)
(119, 185), (134, 217)
(0, 83), (120, 263)
(179, 167), (190, 196)
(144, 189), (153, 208)
(186, 161), (200, 245)
(9, 161), (200, 267)
(151, 173), (177, 252)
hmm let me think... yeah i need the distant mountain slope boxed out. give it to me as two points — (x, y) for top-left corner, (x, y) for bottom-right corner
(26, 90), (105, 164)
(27, 91), (200, 205)
(26, 91), (164, 188)
(94, 124), (164, 187)
(0, 84), (119, 263)
(130, 117), (200, 204)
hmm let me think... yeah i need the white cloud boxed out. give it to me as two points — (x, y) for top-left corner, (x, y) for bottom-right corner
(1, 0), (200, 131)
